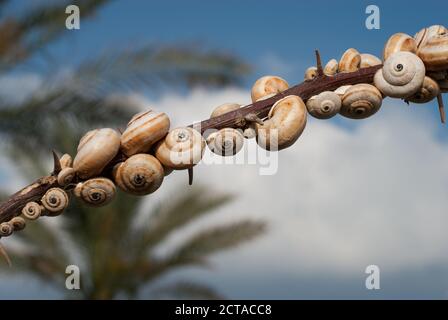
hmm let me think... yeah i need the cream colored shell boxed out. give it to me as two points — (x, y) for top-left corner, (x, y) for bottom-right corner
(60, 154), (72, 169)
(306, 91), (341, 119)
(415, 25), (447, 49)
(304, 67), (318, 80)
(417, 34), (448, 71)
(251, 76), (289, 102)
(120, 110), (170, 157)
(57, 167), (76, 186)
(360, 53), (382, 68)
(0, 222), (12, 237)
(73, 128), (121, 179)
(340, 84), (382, 119)
(74, 177), (116, 207)
(324, 59), (338, 76)
(41, 187), (69, 215)
(383, 33), (417, 61)
(210, 103), (241, 118)
(334, 85), (352, 97)
(338, 48), (361, 73)
(406, 76), (440, 103)
(11, 217), (26, 232)
(22, 201), (43, 220)
(206, 128), (244, 156)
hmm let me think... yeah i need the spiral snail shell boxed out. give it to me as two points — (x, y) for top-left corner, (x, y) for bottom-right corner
(0, 222), (13, 237)
(155, 127), (205, 170)
(415, 25), (447, 49)
(374, 51), (426, 98)
(73, 128), (121, 179)
(22, 201), (44, 220)
(340, 84), (382, 119)
(338, 48), (361, 73)
(334, 85), (352, 97)
(417, 34), (448, 71)
(210, 103), (241, 118)
(57, 167), (76, 186)
(206, 128), (245, 156)
(251, 76), (289, 102)
(406, 76), (440, 104)
(113, 154), (164, 195)
(60, 154), (73, 169)
(120, 110), (170, 157)
(41, 188), (69, 215)
(11, 216), (26, 232)
(306, 91), (341, 119)
(256, 95), (307, 151)
(324, 59), (338, 76)
(74, 177), (116, 207)
(360, 53), (382, 68)
(304, 67), (318, 81)
(383, 33), (417, 61)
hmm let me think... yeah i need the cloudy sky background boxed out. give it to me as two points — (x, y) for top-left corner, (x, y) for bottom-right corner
(1, 0), (448, 299)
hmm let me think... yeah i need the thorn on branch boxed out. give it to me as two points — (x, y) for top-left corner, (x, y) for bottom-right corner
(437, 94), (446, 124)
(188, 168), (194, 186)
(52, 150), (62, 175)
(315, 49), (324, 76)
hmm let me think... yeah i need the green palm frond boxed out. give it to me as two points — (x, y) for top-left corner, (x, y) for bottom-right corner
(151, 281), (224, 300)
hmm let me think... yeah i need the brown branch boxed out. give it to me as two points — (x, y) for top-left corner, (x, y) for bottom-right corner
(0, 65), (382, 224)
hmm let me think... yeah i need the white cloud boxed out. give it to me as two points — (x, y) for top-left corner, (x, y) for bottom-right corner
(0, 73), (42, 104)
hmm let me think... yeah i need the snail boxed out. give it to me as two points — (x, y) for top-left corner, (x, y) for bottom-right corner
(74, 177), (116, 207)
(338, 48), (361, 73)
(73, 128), (121, 179)
(406, 76), (440, 103)
(120, 110), (170, 157)
(374, 51), (426, 98)
(334, 85), (352, 97)
(415, 25), (447, 49)
(256, 95), (307, 151)
(113, 154), (164, 195)
(306, 91), (341, 119)
(210, 103), (241, 118)
(360, 53), (382, 68)
(11, 216), (26, 232)
(251, 76), (289, 102)
(155, 127), (205, 170)
(60, 154), (72, 169)
(304, 67), (318, 81)
(41, 187), (69, 216)
(57, 167), (76, 186)
(206, 128), (244, 156)
(340, 84), (382, 119)
(0, 222), (13, 237)
(22, 201), (44, 220)
(324, 59), (338, 76)
(417, 34), (448, 71)
(383, 33), (417, 60)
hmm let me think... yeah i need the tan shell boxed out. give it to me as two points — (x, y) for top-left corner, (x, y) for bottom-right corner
(11, 217), (26, 232)
(304, 67), (318, 81)
(406, 76), (440, 103)
(113, 154), (164, 195)
(210, 103), (241, 118)
(206, 128), (244, 156)
(417, 35), (448, 71)
(256, 95), (307, 150)
(340, 84), (382, 119)
(334, 85), (352, 97)
(22, 202), (43, 220)
(415, 25), (447, 49)
(383, 33), (417, 61)
(374, 51), (426, 98)
(360, 53), (382, 68)
(306, 91), (341, 119)
(74, 178), (116, 207)
(57, 167), (76, 186)
(155, 127), (205, 169)
(251, 76), (289, 102)
(60, 154), (72, 169)
(338, 48), (361, 73)
(73, 128), (121, 179)
(0, 222), (13, 237)
(324, 59), (338, 76)
(243, 125), (257, 139)
(41, 188), (69, 215)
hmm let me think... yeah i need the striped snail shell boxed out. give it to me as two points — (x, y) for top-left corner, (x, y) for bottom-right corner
(415, 25), (447, 49)
(73, 128), (121, 179)
(113, 154), (164, 195)
(60, 154), (73, 169)
(334, 85), (352, 97)
(338, 48), (361, 73)
(374, 51), (426, 98)
(120, 110), (170, 157)
(251, 76), (289, 102)
(0, 222), (13, 237)
(155, 127), (205, 170)
(206, 128), (245, 156)
(74, 177), (116, 207)
(406, 76), (440, 104)
(57, 167), (76, 186)
(383, 33), (417, 61)
(360, 53), (382, 68)
(417, 34), (448, 71)
(340, 84), (382, 119)
(304, 67), (318, 81)
(306, 91), (341, 119)
(11, 217), (26, 232)
(324, 59), (338, 76)
(256, 95), (307, 151)
(210, 103), (241, 118)
(41, 188), (69, 216)
(22, 201), (44, 220)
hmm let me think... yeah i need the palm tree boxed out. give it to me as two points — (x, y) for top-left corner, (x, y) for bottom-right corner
(0, 1), (265, 299)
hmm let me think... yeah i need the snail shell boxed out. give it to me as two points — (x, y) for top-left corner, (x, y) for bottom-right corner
(11, 217), (26, 232)
(73, 128), (121, 179)
(374, 51), (426, 98)
(415, 25), (447, 49)
(417, 34), (448, 71)
(74, 177), (116, 207)
(306, 91), (341, 119)
(304, 67), (318, 81)
(113, 154), (164, 195)
(243, 125), (257, 139)
(251, 76), (289, 102)
(360, 53), (382, 68)
(334, 85), (352, 97)
(324, 59), (338, 76)
(57, 167), (76, 186)
(338, 48), (361, 73)
(0, 222), (13, 237)
(340, 84), (382, 119)
(256, 95), (307, 151)
(406, 76), (440, 103)
(41, 188), (69, 215)
(22, 201), (43, 220)
(383, 33), (417, 61)
(120, 110), (170, 157)
(206, 128), (244, 156)
(60, 154), (72, 169)
(155, 127), (205, 169)
(210, 103), (241, 118)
